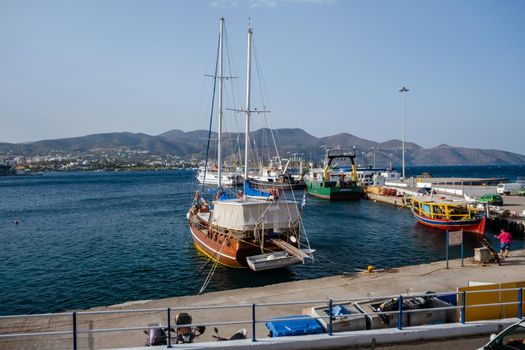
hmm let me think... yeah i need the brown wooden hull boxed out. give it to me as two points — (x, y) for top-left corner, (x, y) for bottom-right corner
(189, 222), (245, 268)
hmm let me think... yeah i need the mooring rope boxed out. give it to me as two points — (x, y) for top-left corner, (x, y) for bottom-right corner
(198, 239), (227, 295)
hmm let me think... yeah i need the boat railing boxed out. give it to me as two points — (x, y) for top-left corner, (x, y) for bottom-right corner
(1, 288), (523, 348)
(415, 208), (473, 221)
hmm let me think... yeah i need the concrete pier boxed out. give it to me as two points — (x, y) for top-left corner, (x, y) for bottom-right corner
(1, 250), (524, 350)
(365, 193), (407, 208)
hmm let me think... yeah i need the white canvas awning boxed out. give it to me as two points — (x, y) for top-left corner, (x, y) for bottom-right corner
(211, 198), (301, 231)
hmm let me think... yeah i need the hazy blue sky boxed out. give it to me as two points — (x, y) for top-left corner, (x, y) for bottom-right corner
(1, 0), (524, 154)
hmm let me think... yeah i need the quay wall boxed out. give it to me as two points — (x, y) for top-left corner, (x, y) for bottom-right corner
(2, 251), (525, 350)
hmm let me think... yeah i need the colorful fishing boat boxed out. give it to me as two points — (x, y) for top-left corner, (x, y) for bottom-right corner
(187, 18), (314, 272)
(411, 197), (486, 235)
(304, 149), (362, 200)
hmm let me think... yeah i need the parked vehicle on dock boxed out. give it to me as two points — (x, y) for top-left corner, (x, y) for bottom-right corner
(411, 197), (486, 235)
(144, 323), (170, 346)
(478, 194), (504, 206)
(477, 319), (525, 350)
(174, 312), (205, 344)
(143, 313), (206, 346)
(497, 182), (524, 195)
(212, 327), (247, 341)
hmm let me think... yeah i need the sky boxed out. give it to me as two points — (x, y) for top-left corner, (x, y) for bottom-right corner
(0, 0), (524, 154)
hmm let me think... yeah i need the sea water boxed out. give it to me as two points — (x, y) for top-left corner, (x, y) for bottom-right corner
(1, 166), (524, 315)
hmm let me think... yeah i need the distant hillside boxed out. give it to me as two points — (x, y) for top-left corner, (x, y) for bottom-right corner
(412, 144), (525, 166)
(378, 139), (422, 151)
(1, 128), (525, 166)
(0, 132), (184, 155)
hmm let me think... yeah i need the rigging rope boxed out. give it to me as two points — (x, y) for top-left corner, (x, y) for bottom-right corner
(253, 42), (282, 165)
(201, 32), (221, 194)
(224, 27), (243, 168)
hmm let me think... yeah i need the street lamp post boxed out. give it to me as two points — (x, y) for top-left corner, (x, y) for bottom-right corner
(399, 86), (409, 179)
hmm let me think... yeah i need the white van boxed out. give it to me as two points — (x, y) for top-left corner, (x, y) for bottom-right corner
(497, 182), (524, 195)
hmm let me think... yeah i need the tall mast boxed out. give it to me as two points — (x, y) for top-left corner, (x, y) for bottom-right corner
(243, 25), (253, 194)
(217, 17), (224, 188)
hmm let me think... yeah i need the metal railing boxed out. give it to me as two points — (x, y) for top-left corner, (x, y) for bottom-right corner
(0, 288), (523, 349)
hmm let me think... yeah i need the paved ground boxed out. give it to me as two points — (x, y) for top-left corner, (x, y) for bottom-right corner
(372, 335), (489, 349)
(1, 250), (524, 350)
(342, 336), (488, 350)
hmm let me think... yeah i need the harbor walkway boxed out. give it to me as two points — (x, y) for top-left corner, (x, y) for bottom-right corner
(1, 249), (524, 350)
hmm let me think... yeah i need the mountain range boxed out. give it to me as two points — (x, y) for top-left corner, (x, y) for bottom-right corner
(1, 128), (524, 166)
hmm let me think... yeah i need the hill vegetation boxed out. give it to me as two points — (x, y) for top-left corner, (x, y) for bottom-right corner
(1, 128), (524, 166)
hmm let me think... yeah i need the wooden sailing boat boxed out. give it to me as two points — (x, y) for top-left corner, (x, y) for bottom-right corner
(187, 18), (314, 271)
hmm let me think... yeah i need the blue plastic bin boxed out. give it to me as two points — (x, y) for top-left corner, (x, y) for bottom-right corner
(266, 315), (325, 337)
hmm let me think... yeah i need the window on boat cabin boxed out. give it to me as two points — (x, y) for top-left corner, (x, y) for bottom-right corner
(434, 205), (446, 217)
(452, 206), (468, 215)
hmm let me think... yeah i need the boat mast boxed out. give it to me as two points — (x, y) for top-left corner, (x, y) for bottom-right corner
(217, 17), (225, 189)
(243, 24), (253, 194)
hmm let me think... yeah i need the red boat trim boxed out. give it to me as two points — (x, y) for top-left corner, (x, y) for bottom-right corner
(412, 209), (485, 235)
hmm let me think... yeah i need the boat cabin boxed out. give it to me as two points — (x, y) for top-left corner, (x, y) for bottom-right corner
(412, 198), (476, 221)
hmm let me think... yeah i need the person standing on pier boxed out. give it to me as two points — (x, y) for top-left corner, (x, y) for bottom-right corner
(495, 228), (512, 258)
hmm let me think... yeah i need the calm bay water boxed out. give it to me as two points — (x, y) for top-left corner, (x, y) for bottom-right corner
(1, 166), (524, 315)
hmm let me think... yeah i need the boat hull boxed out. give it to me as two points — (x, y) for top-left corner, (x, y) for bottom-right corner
(189, 223), (245, 268)
(304, 179), (361, 200)
(249, 179), (306, 190)
(412, 210), (486, 235)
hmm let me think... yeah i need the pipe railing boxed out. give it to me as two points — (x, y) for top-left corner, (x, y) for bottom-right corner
(0, 288), (522, 349)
